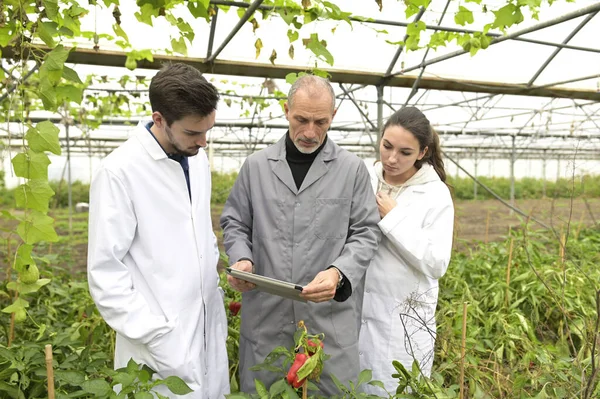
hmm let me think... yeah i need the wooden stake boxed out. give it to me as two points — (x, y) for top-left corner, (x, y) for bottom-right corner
(45, 344), (55, 399)
(485, 210), (490, 244)
(505, 238), (514, 307)
(459, 302), (468, 399)
(302, 379), (308, 399)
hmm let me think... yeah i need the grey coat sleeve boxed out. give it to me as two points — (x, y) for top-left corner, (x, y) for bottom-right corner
(332, 160), (381, 296)
(219, 159), (254, 265)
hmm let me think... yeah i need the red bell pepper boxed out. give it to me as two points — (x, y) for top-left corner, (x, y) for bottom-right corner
(286, 353), (308, 388)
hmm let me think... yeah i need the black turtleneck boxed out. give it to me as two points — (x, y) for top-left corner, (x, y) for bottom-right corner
(285, 133), (328, 189)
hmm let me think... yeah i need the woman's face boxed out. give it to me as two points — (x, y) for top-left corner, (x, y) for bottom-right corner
(379, 125), (427, 184)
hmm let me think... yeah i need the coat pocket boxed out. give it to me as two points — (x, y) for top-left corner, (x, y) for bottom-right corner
(314, 198), (350, 239)
(147, 317), (196, 382)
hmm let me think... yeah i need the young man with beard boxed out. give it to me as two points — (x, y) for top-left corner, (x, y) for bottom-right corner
(87, 63), (229, 398)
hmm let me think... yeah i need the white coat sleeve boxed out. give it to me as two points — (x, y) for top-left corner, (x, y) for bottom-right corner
(378, 188), (454, 280)
(87, 167), (173, 345)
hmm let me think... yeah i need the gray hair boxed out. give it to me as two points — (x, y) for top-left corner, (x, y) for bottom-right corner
(287, 75), (336, 113)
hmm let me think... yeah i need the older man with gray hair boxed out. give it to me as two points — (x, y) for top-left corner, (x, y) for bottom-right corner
(220, 75), (381, 395)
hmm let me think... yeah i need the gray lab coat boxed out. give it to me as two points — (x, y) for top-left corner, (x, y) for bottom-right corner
(220, 134), (381, 395)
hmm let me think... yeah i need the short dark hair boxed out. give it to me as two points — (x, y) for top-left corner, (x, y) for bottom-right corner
(149, 63), (219, 126)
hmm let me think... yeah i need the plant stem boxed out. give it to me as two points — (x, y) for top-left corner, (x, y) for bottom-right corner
(460, 301), (468, 399)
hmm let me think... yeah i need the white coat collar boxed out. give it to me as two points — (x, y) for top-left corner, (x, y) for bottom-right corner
(135, 120), (169, 161)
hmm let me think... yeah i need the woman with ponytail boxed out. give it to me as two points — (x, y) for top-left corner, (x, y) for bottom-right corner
(359, 107), (454, 394)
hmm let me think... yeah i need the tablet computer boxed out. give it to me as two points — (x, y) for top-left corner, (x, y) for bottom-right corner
(225, 268), (306, 302)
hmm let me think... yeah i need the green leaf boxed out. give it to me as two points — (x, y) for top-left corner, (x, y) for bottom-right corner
(187, 1), (210, 20)
(254, 38), (263, 59)
(278, 8), (300, 25)
(38, 81), (57, 111)
(43, 0), (59, 20)
(455, 6), (474, 26)
(2, 298), (29, 314)
(55, 370), (86, 386)
(357, 369), (372, 387)
(17, 211), (59, 245)
(81, 379), (112, 396)
(135, 3), (159, 26)
(171, 36), (187, 56)
(62, 66), (82, 83)
(492, 4), (523, 29)
(56, 84), (84, 104)
(11, 150), (51, 180)
(269, 379), (288, 398)
(37, 22), (58, 48)
(368, 379), (386, 389)
(134, 392), (153, 399)
(27, 121), (62, 155)
(112, 371), (136, 388)
(283, 382), (300, 399)
(15, 180), (55, 213)
(255, 379), (268, 398)
(287, 29), (299, 43)
(113, 23), (129, 42)
(296, 354), (318, 381)
(14, 244), (35, 272)
(45, 45), (71, 71)
(7, 278), (51, 295)
(164, 376), (193, 395)
(304, 34), (333, 65)
(0, 26), (14, 47)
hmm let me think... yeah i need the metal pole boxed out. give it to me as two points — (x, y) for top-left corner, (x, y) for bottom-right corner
(556, 155), (561, 182)
(65, 122), (73, 235)
(207, 7), (219, 59)
(376, 85), (384, 160)
(473, 149), (478, 199)
(206, 0), (264, 63)
(542, 150), (547, 197)
(510, 135), (516, 214)
(398, 2), (600, 75)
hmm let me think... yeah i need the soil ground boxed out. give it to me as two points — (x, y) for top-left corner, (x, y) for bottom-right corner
(1, 197), (598, 273)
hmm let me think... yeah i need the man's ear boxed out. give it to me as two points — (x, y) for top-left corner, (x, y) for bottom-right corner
(151, 111), (165, 128)
(331, 107), (337, 120)
(284, 102), (289, 120)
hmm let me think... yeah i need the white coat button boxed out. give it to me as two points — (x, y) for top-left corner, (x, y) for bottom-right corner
(359, 352), (363, 356)
(291, 320), (295, 324)
(362, 320), (366, 324)
(295, 202), (300, 207)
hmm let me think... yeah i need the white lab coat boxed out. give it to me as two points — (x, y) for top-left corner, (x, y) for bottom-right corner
(87, 122), (229, 398)
(359, 163), (454, 395)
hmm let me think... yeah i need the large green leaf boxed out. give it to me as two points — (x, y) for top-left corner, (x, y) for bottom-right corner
(15, 180), (55, 213)
(26, 121), (62, 155)
(62, 66), (83, 84)
(37, 21), (58, 48)
(44, 45), (71, 71)
(304, 34), (333, 65)
(81, 379), (112, 396)
(163, 376), (193, 395)
(43, 0), (59, 20)
(11, 150), (51, 180)
(113, 23), (129, 42)
(0, 26), (14, 47)
(135, 3), (159, 26)
(171, 36), (187, 56)
(38, 80), (57, 111)
(17, 211), (59, 244)
(56, 84), (84, 104)
(455, 6), (474, 26)
(14, 244), (34, 272)
(1, 297), (29, 314)
(7, 279), (51, 295)
(54, 370), (86, 386)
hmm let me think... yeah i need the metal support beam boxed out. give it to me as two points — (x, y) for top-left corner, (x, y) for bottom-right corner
(4, 46), (599, 101)
(397, 3), (600, 76)
(206, 7), (219, 59)
(376, 85), (384, 161)
(385, 7), (426, 76)
(509, 135), (516, 213)
(206, 0), (264, 63)
(528, 11), (598, 86)
(210, 1), (600, 54)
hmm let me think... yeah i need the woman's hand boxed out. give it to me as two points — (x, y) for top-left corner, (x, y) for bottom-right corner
(376, 191), (397, 218)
